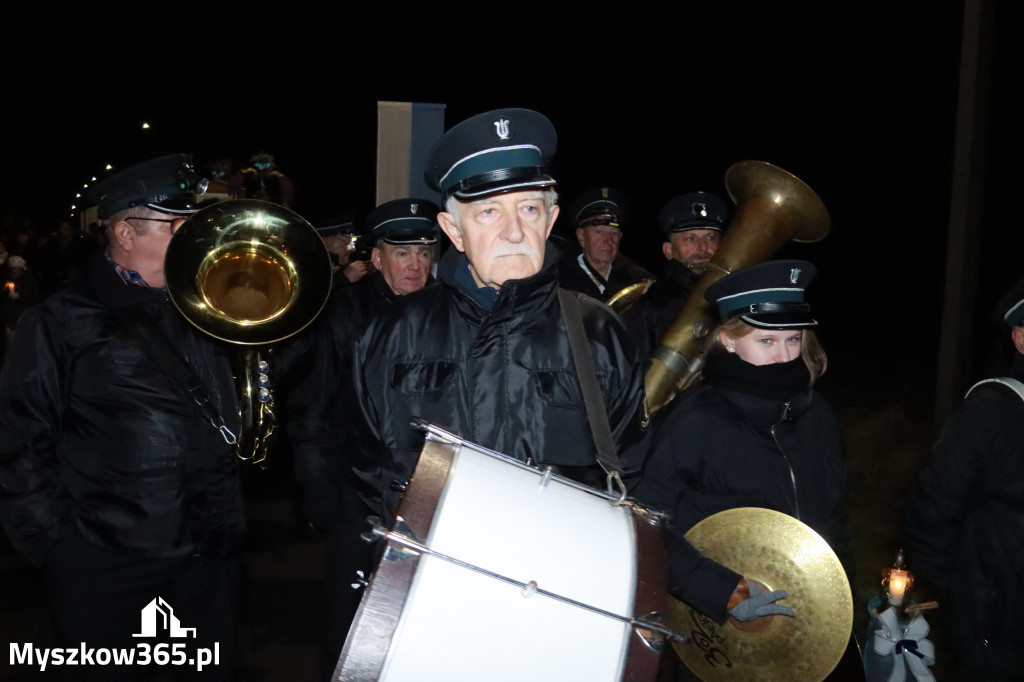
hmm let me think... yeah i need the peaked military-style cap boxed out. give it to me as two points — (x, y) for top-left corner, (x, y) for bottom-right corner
(425, 108), (557, 201)
(658, 191), (730, 234)
(705, 259), (818, 329)
(571, 186), (629, 229)
(367, 198), (440, 245)
(88, 153), (209, 218)
(993, 273), (1024, 328)
(315, 213), (357, 238)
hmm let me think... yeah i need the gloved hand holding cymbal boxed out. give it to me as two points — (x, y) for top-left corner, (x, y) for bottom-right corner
(726, 577), (795, 622)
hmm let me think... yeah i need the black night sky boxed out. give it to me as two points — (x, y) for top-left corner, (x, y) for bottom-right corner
(4, 1), (1022, 416)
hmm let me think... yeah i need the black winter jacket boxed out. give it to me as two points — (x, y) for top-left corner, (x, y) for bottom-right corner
(350, 247), (645, 518)
(904, 353), (1024, 678)
(632, 353), (850, 621)
(0, 253), (244, 566)
(623, 260), (701, 362)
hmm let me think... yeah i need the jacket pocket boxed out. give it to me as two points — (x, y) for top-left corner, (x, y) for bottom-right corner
(531, 369), (606, 409)
(390, 361), (458, 396)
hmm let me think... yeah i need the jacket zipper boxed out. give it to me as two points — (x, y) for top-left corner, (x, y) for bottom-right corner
(770, 401), (801, 520)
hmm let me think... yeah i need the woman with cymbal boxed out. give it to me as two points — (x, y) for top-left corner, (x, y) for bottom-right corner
(632, 259), (852, 680)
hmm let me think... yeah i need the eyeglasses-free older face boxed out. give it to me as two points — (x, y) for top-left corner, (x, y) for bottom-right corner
(439, 191), (558, 291)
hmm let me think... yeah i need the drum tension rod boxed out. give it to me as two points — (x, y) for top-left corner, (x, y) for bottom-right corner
(366, 517), (690, 645)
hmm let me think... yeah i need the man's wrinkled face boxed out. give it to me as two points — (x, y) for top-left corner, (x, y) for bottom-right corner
(576, 223), (621, 270)
(373, 243), (433, 295)
(663, 228), (721, 270)
(438, 191), (558, 290)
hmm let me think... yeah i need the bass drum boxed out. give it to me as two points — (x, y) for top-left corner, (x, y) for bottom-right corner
(334, 425), (668, 682)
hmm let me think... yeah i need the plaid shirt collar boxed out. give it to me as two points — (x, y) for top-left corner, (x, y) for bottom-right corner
(106, 252), (150, 287)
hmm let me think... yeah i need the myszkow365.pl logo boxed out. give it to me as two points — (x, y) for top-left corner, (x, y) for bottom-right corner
(9, 597), (220, 672)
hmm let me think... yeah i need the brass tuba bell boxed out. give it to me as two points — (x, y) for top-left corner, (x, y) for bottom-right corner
(644, 161), (830, 416)
(165, 199), (332, 465)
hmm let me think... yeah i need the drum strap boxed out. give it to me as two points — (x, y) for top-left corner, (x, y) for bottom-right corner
(557, 288), (626, 494)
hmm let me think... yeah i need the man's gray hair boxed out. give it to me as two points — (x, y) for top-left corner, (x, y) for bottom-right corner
(103, 205), (163, 236)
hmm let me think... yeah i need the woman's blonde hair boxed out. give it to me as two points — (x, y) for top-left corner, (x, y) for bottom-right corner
(710, 318), (828, 382)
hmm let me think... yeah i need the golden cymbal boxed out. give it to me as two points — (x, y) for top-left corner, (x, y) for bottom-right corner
(669, 508), (852, 682)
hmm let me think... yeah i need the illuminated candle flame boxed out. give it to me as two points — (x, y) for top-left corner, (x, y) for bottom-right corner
(888, 568), (910, 605)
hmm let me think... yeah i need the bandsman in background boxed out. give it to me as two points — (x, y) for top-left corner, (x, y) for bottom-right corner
(558, 186), (653, 302)
(288, 198), (440, 678)
(904, 273), (1024, 680)
(315, 214), (371, 289)
(624, 190), (729, 362)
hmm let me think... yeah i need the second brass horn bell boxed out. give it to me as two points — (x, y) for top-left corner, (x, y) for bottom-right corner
(165, 199), (332, 465)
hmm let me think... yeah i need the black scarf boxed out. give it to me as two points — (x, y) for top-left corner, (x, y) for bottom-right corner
(702, 350), (811, 401)
(452, 253), (498, 310)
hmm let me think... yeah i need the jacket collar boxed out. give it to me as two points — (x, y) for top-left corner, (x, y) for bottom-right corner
(439, 244), (561, 324)
(369, 271), (400, 303)
(89, 251), (167, 310)
(663, 259), (702, 289)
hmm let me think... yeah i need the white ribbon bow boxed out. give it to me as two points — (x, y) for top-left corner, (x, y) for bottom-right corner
(872, 607), (936, 682)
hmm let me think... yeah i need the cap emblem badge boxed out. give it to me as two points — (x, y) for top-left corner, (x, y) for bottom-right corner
(790, 267), (801, 284)
(493, 118), (511, 140)
(601, 187), (610, 199)
(693, 202), (708, 218)
(410, 203), (419, 214)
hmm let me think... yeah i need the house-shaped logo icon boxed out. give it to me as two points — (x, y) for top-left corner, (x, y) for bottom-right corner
(132, 597), (197, 638)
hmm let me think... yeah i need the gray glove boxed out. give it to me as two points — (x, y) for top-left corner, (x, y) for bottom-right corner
(727, 581), (796, 621)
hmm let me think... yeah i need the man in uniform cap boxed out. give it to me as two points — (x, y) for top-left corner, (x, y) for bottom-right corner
(287, 197), (440, 678)
(365, 198), (439, 295)
(344, 112), (781, 668)
(624, 190), (730, 362)
(315, 214), (371, 288)
(558, 186), (654, 302)
(0, 154), (244, 679)
(905, 273), (1024, 679)
(348, 107), (645, 519)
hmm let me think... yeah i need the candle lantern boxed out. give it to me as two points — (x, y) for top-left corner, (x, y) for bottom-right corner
(881, 548), (914, 608)
(866, 549), (936, 682)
